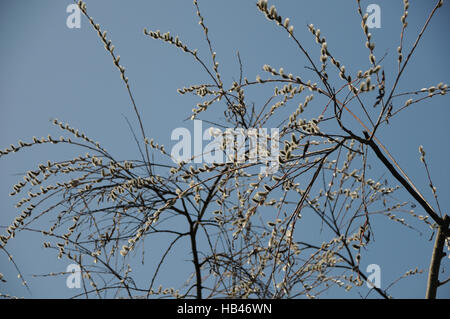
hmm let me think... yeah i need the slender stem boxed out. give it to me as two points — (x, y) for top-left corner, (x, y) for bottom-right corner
(426, 215), (449, 299)
(371, 0), (442, 138)
(363, 132), (443, 227)
(189, 222), (203, 299)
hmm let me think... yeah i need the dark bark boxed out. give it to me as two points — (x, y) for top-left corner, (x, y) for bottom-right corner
(426, 215), (449, 299)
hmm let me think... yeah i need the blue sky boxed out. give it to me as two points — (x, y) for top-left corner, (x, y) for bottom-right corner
(0, 0), (449, 298)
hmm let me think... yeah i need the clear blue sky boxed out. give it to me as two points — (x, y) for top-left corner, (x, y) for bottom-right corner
(0, 0), (449, 298)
